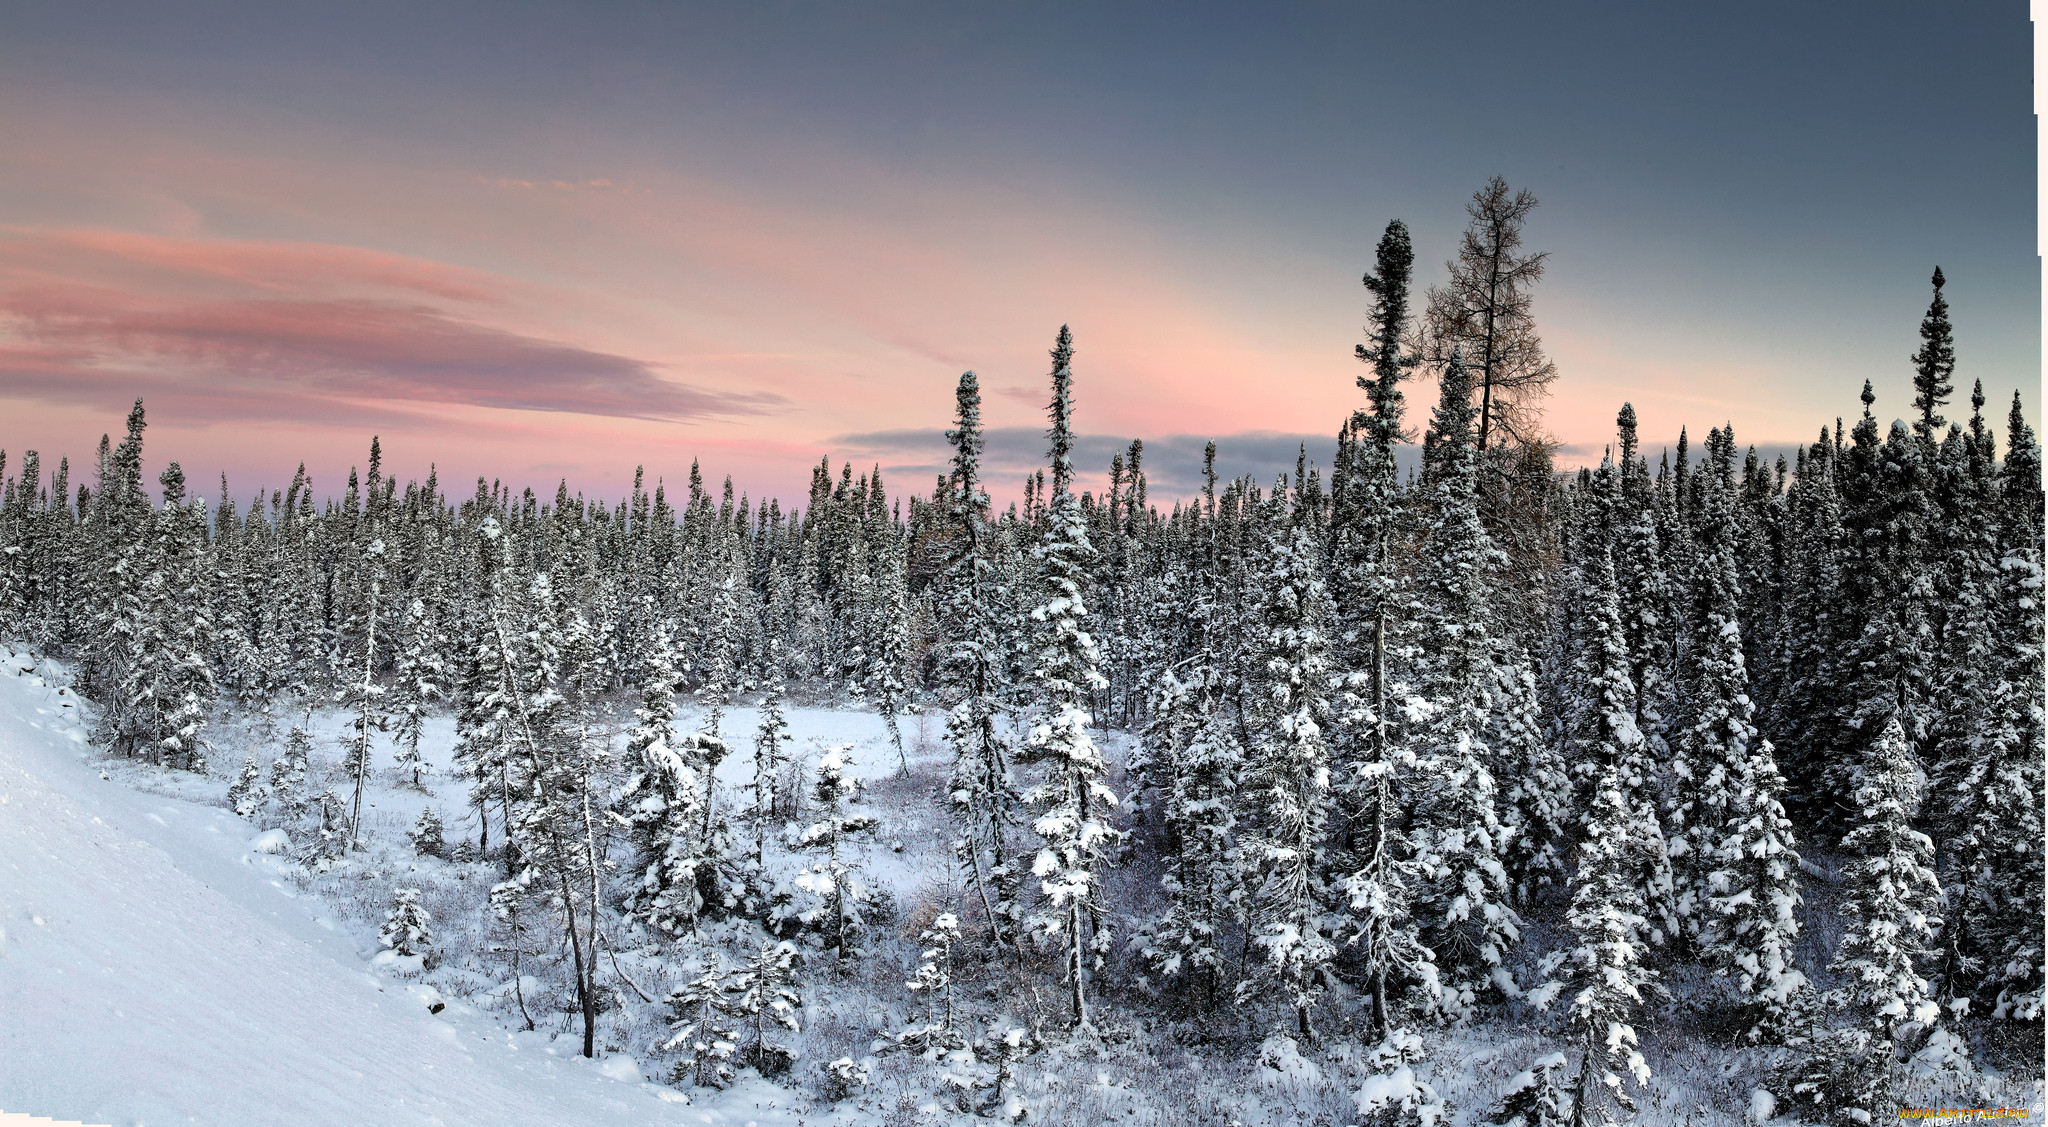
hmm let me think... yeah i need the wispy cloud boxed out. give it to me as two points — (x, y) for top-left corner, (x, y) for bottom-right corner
(0, 229), (781, 425)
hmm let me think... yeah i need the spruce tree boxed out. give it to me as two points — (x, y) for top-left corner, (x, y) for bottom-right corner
(379, 887), (433, 959)
(1333, 218), (1439, 1041)
(410, 806), (447, 858)
(793, 745), (879, 960)
(617, 620), (724, 940)
(1566, 461), (1677, 955)
(228, 753), (267, 819)
(388, 594), (448, 790)
(1136, 670), (1246, 1011)
(752, 664), (791, 867)
(1019, 325), (1119, 1032)
(899, 911), (967, 1056)
(1407, 350), (1523, 1017)
(1534, 758), (1658, 1127)
(1822, 386), (1939, 835)
(269, 720), (312, 825)
(868, 535), (914, 773)
(1488, 1052), (1570, 1127)
(341, 538), (387, 850)
(940, 369), (1023, 949)
(502, 570), (609, 1057)
(1236, 487), (1340, 1042)
(727, 940), (803, 1077)
(1910, 268), (1956, 447)
(665, 955), (745, 1089)
(1669, 426), (1765, 943)
(1830, 715), (1942, 1057)
(1701, 747), (1812, 1043)
(1941, 395), (2044, 1021)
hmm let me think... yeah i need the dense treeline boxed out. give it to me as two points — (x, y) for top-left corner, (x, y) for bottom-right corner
(0, 213), (2038, 1121)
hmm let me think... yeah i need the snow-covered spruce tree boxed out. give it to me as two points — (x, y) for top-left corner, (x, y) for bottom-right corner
(728, 940), (803, 1077)
(94, 452), (218, 772)
(84, 401), (154, 755)
(1683, 465), (1801, 1033)
(1495, 628), (1570, 905)
(1406, 349), (1522, 1018)
(1920, 395), (2045, 1020)
(1486, 1051), (1569, 1127)
(487, 876), (539, 1031)
(379, 886), (432, 960)
(1135, 668), (1246, 1011)
(1563, 462), (1678, 961)
(1923, 391), (2003, 990)
(1777, 716), (1945, 1125)
(939, 369), (1024, 949)
(1331, 218), (1441, 1042)
(1773, 429), (1847, 829)
(1611, 404), (1679, 771)
(1909, 268), (1956, 449)
(867, 537), (914, 774)
(1668, 426), (1769, 944)
(1532, 757), (1658, 1127)
(1235, 484), (1339, 1042)
(304, 787), (351, 866)
(1019, 325), (1120, 1033)
(686, 717), (748, 925)
(665, 955), (743, 1089)
(268, 720), (312, 825)
(697, 570), (741, 739)
(1700, 739), (1811, 1044)
(1945, 394), (2045, 1022)
(616, 617), (713, 939)
(1825, 715), (1943, 1092)
(794, 744), (879, 960)
(751, 661), (791, 867)
(1820, 386), (1938, 837)
(452, 518), (523, 860)
(340, 537), (387, 851)
(410, 806), (447, 859)
(503, 570), (616, 1060)
(152, 462), (218, 773)
(387, 594), (448, 790)
(899, 910), (967, 1056)
(228, 753), (267, 820)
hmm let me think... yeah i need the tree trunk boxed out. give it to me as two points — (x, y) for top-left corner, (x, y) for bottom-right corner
(1070, 898), (1089, 1030)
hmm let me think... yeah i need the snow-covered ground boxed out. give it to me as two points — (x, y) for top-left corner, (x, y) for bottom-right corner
(0, 650), (815, 1126)
(5, 647), (2040, 1126)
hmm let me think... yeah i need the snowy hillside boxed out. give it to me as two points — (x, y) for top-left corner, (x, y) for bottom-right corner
(0, 650), (803, 1126)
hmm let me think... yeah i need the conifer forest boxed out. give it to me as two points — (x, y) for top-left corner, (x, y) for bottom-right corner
(2, 190), (2042, 1126)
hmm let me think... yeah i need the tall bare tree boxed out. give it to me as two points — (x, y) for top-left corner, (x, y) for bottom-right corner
(1418, 176), (1556, 454)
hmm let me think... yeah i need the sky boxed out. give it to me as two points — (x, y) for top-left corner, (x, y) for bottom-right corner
(0, 1), (2037, 507)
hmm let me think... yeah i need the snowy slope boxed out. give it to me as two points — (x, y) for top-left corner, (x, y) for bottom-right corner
(0, 655), (798, 1127)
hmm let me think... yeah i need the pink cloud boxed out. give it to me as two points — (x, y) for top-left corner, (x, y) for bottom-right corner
(0, 228), (506, 304)
(0, 229), (782, 425)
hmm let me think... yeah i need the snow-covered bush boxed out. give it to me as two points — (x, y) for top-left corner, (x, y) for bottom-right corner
(409, 806), (445, 859)
(267, 724), (310, 823)
(792, 745), (878, 960)
(227, 753), (267, 819)
(1352, 1031), (1443, 1127)
(895, 911), (966, 1058)
(817, 1055), (870, 1101)
(1770, 1025), (1892, 1127)
(1485, 1051), (1566, 1127)
(379, 886), (432, 958)
(664, 958), (742, 1089)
